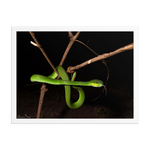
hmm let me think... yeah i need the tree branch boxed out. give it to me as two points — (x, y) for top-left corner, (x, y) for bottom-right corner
(68, 32), (74, 38)
(59, 32), (80, 66)
(36, 84), (48, 118)
(29, 32), (59, 76)
(29, 32), (60, 118)
(70, 43), (133, 71)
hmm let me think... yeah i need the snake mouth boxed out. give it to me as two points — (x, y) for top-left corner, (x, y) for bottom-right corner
(103, 85), (107, 96)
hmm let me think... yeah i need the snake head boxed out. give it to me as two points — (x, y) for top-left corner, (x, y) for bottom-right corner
(89, 79), (103, 87)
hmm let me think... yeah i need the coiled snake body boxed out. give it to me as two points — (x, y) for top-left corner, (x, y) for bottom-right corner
(30, 65), (103, 109)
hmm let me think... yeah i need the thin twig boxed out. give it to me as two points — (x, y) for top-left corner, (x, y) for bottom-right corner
(75, 39), (110, 99)
(29, 32), (59, 76)
(70, 43), (133, 71)
(92, 59), (110, 101)
(75, 39), (99, 56)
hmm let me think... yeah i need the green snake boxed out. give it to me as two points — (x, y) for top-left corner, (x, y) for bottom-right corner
(30, 65), (104, 109)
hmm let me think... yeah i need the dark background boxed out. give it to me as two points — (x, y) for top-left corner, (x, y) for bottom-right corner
(17, 31), (133, 118)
